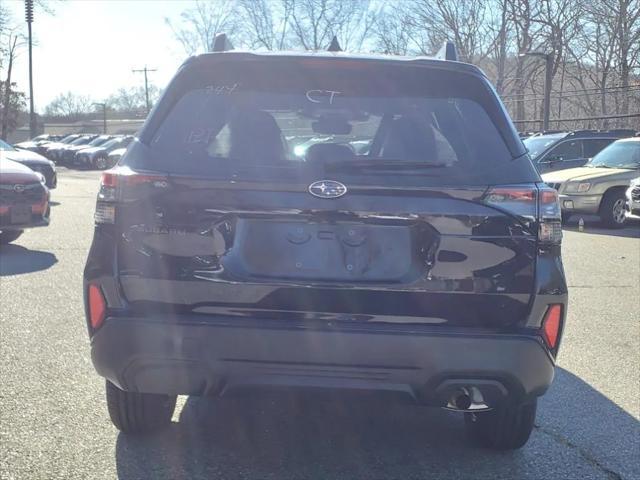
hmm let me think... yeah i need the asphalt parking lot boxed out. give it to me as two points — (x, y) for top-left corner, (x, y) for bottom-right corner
(1, 168), (638, 480)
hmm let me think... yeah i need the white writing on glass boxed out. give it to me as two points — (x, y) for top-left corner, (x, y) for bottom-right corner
(205, 83), (239, 95)
(306, 89), (342, 104)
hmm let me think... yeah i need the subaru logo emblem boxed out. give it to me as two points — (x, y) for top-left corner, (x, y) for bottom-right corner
(308, 180), (347, 199)
(13, 184), (25, 193)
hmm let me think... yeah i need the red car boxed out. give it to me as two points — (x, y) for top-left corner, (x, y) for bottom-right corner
(0, 158), (50, 244)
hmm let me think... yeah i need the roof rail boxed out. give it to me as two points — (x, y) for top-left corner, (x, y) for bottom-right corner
(570, 129), (598, 135)
(436, 41), (458, 61)
(327, 36), (342, 52)
(607, 129), (636, 136)
(568, 129), (636, 137)
(212, 33), (234, 52)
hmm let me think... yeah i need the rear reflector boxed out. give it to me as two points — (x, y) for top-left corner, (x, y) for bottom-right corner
(88, 284), (106, 330)
(542, 304), (562, 349)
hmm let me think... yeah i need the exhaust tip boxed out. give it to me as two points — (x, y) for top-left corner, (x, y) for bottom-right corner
(443, 386), (490, 412)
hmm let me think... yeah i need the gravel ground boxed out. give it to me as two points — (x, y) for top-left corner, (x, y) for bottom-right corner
(0, 168), (638, 480)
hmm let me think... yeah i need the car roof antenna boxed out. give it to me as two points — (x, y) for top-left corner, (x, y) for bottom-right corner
(212, 33), (234, 52)
(327, 36), (342, 52)
(436, 41), (458, 61)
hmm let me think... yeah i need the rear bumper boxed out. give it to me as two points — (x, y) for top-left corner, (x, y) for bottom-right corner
(558, 193), (601, 214)
(91, 316), (555, 406)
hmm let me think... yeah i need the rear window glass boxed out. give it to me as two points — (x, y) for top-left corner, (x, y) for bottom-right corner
(145, 60), (523, 186)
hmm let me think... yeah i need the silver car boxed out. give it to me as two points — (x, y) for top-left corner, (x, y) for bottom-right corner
(541, 137), (640, 228)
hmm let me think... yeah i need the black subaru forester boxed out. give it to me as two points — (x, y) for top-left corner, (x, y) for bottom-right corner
(84, 41), (567, 450)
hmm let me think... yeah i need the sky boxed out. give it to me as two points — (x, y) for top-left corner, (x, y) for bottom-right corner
(4, 0), (200, 112)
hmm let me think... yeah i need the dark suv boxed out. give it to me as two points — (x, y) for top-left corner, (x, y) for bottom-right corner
(524, 130), (636, 174)
(84, 40), (568, 450)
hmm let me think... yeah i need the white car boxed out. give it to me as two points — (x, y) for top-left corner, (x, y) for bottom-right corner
(106, 147), (127, 168)
(625, 176), (640, 219)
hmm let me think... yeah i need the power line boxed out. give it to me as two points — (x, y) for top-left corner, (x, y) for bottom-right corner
(132, 66), (157, 115)
(502, 86), (640, 103)
(501, 84), (640, 100)
(512, 112), (640, 124)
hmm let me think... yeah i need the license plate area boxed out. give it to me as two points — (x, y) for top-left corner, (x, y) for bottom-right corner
(226, 219), (431, 283)
(10, 204), (31, 224)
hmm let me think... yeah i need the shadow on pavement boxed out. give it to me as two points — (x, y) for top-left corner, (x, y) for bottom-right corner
(0, 244), (58, 276)
(114, 368), (639, 480)
(563, 215), (640, 238)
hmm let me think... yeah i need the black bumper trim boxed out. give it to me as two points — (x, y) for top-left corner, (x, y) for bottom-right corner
(91, 315), (555, 404)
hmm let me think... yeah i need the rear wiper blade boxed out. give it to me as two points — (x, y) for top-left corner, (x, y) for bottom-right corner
(327, 159), (450, 170)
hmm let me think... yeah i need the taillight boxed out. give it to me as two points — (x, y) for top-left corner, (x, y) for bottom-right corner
(483, 185), (537, 219)
(541, 304), (563, 350)
(95, 166), (168, 224)
(88, 284), (106, 330)
(483, 184), (562, 245)
(537, 186), (562, 245)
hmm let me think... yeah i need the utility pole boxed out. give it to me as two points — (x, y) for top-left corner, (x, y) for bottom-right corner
(92, 103), (107, 134)
(25, 0), (36, 138)
(132, 66), (157, 115)
(520, 51), (554, 131)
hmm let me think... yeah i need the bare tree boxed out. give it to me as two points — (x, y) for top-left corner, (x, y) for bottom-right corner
(44, 92), (94, 119)
(166, 0), (240, 55)
(506, 0), (542, 122)
(614, 0), (640, 114)
(107, 85), (160, 113)
(487, 0), (511, 95)
(238, 0), (292, 50)
(408, 0), (492, 62)
(1, 9), (27, 138)
(286, 0), (372, 51)
(371, 2), (414, 55)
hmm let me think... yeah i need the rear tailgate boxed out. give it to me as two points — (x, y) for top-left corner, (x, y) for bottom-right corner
(108, 56), (541, 329)
(115, 177), (536, 328)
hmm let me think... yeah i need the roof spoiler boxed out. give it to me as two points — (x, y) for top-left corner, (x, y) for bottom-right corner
(212, 33), (234, 52)
(436, 41), (458, 61)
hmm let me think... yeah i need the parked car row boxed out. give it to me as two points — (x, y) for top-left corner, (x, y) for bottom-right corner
(541, 137), (640, 228)
(0, 139), (57, 188)
(15, 133), (133, 170)
(523, 129), (637, 174)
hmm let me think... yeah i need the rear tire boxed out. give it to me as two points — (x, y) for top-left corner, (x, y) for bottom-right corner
(599, 190), (627, 229)
(105, 380), (176, 434)
(0, 230), (23, 244)
(464, 399), (537, 450)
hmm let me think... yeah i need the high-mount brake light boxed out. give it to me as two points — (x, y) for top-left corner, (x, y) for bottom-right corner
(94, 167), (169, 224)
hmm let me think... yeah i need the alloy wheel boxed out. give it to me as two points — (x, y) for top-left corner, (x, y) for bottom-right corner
(613, 198), (626, 224)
